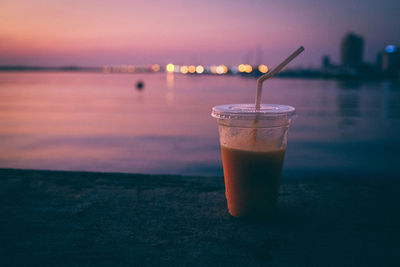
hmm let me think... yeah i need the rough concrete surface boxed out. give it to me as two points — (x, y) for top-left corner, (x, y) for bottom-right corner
(0, 168), (399, 266)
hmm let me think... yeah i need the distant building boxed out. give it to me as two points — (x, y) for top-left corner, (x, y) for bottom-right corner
(340, 33), (364, 70)
(380, 45), (400, 75)
(321, 55), (331, 69)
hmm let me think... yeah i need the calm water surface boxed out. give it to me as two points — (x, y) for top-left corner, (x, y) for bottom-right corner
(1, 72), (399, 177)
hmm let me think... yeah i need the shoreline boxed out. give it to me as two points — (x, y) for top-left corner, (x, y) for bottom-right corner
(0, 69), (398, 82)
(1, 167), (398, 181)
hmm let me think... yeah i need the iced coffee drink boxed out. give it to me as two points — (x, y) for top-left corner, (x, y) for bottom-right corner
(212, 104), (295, 218)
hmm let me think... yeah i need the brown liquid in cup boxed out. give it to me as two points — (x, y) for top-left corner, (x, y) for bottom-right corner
(220, 145), (286, 218)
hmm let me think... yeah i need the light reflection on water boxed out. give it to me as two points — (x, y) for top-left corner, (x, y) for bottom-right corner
(0, 72), (399, 177)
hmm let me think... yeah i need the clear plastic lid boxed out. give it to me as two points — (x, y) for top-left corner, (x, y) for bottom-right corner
(211, 104), (295, 120)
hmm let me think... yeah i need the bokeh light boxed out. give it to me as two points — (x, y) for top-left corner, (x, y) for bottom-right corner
(258, 64), (269, 73)
(152, 64), (160, 72)
(174, 65), (180, 72)
(238, 64), (246, 72)
(128, 65), (135, 72)
(231, 66), (238, 74)
(216, 65), (224, 74)
(245, 64), (253, 73)
(180, 65), (189, 74)
(166, 63), (175, 72)
(188, 65), (196, 73)
(195, 65), (204, 74)
(385, 45), (397, 53)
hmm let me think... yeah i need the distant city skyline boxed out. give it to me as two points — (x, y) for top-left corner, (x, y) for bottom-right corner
(1, 0), (400, 67)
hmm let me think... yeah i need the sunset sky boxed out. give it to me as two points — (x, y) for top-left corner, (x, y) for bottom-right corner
(1, 0), (399, 67)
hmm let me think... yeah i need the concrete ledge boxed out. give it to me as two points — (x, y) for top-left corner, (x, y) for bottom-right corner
(0, 168), (399, 266)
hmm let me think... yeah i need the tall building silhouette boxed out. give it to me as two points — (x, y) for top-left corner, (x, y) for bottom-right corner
(340, 33), (364, 70)
(380, 45), (400, 74)
(321, 55), (331, 69)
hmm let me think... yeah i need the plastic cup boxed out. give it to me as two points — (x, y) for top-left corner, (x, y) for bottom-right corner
(212, 104), (295, 218)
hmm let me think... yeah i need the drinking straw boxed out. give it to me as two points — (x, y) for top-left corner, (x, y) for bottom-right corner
(252, 46), (304, 142)
(255, 46), (304, 110)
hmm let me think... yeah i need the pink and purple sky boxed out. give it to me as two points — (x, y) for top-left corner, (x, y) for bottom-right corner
(1, 0), (399, 67)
